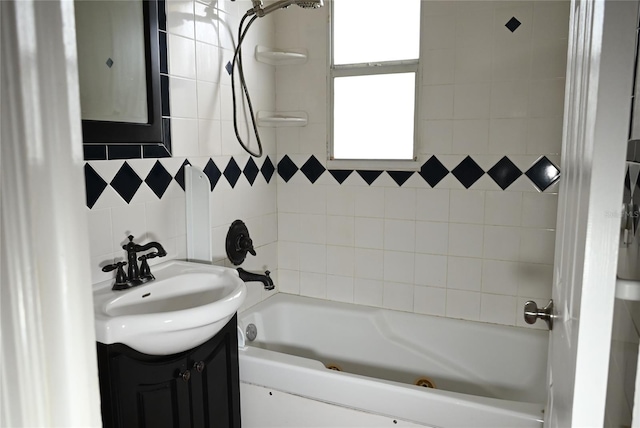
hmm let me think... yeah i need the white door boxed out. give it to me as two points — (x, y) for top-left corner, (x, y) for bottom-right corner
(545, 0), (637, 426)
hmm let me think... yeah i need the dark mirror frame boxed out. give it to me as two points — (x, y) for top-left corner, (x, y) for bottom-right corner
(82, 0), (171, 161)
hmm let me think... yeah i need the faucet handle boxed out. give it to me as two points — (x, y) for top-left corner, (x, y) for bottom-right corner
(140, 252), (160, 260)
(102, 262), (128, 286)
(137, 254), (154, 281)
(239, 235), (257, 256)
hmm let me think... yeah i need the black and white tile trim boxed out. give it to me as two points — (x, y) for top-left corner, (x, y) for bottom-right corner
(279, 155), (560, 191)
(84, 154), (560, 209)
(85, 156), (276, 209)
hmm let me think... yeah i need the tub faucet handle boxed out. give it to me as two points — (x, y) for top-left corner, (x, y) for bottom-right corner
(238, 234), (256, 256)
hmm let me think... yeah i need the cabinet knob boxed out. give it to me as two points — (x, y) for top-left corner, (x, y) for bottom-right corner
(194, 361), (205, 373)
(180, 370), (191, 382)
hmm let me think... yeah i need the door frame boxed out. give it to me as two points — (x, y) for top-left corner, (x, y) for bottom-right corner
(547, 0), (637, 426)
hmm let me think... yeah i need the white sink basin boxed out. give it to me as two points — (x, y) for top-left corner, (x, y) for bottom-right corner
(93, 260), (246, 355)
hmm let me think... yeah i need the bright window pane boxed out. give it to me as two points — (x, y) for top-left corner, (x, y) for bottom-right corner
(333, 73), (415, 160)
(333, 0), (421, 65)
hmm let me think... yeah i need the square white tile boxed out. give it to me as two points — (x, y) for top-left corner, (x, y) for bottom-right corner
(326, 215), (354, 247)
(354, 248), (384, 280)
(416, 188), (450, 222)
(355, 217), (384, 249)
(483, 225), (521, 261)
(326, 245), (354, 277)
(448, 223), (484, 258)
(481, 259), (520, 295)
(449, 189), (485, 224)
(384, 219), (416, 252)
(447, 256), (482, 291)
(484, 191), (522, 227)
(354, 278), (384, 307)
(383, 250), (415, 284)
(300, 272), (326, 299)
(415, 221), (449, 255)
(414, 286), (447, 316)
(414, 253), (447, 288)
(326, 275), (354, 303)
(446, 289), (481, 321)
(383, 281), (414, 312)
(480, 294), (517, 325)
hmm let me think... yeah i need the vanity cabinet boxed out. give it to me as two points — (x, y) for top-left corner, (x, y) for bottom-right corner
(96, 315), (241, 428)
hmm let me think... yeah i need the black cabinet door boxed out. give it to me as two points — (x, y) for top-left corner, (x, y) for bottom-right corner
(110, 352), (192, 428)
(97, 316), (241, 428)
(189, 316), (241, 428)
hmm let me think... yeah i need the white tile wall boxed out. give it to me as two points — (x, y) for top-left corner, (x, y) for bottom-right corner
(272, 0), (568, 327)
(85, 0), (568, 328)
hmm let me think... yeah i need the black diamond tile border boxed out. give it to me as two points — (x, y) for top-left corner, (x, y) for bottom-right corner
(85, 164), (107, 209)
(419, 156), (449, 187)
(224, 158), (242, 188)
(145, 160), (173, 198)
(329, 169), (353, 184)
(357, 170), (383, 186)
(300, 155), (326, 184)
(85, 154), (562, 208)
(505, 17), (521, 32)
(111, 162), (142, 203)
(174, 160), (191, 191)
(261, 156), (275, 183)
(488, 156), (522, 190)
(388, 171), (414, 187)
(451, 156), (484, 189)
(525, 156), (561, 191)
(244, 158), (260, 185)
(277, 155), (299, 183)
(204, 159), (222, 191)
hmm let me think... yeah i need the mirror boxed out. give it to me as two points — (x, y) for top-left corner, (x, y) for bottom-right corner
(75, 0), (171, 159)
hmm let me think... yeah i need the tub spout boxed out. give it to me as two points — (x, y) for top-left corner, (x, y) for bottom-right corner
(237, 268), (274, 290)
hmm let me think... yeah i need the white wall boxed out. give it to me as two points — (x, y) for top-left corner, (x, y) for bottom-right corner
(274, 0), (570, 327)
(85, 0), (278, 310)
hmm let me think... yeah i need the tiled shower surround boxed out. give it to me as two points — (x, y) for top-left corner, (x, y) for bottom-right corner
(85, 0), (569, 326)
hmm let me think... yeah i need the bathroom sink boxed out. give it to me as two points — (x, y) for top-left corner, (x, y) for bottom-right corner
(93, 260), (246, 355)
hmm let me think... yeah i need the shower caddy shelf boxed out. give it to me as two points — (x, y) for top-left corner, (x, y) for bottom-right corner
(255, 45), (308, 65)
(253, 46), (310, 127)
(257, 111), (308, 127)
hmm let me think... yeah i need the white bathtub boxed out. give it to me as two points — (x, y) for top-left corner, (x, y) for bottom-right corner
(238, 294), (548, 428)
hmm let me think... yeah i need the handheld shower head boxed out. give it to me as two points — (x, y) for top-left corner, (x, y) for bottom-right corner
(231, 0), (323, 157)
(248, 0), (323, 17)
(294, 0), (324, 9)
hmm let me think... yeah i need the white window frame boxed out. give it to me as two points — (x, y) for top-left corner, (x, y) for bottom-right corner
(327, 1), (422, 171)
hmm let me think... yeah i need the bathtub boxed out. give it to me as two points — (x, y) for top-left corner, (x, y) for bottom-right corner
(238, 294), (548, 428)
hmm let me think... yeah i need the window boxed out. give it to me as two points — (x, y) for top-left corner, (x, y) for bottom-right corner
(330, 0), (421, 162)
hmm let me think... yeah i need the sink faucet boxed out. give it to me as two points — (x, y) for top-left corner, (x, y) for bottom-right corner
(237, 268), (274, 290)
(102, 235), (167, 290)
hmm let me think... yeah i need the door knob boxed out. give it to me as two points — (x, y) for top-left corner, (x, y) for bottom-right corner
(524, 299), (554, 330)
(180, 370), (191, 382)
